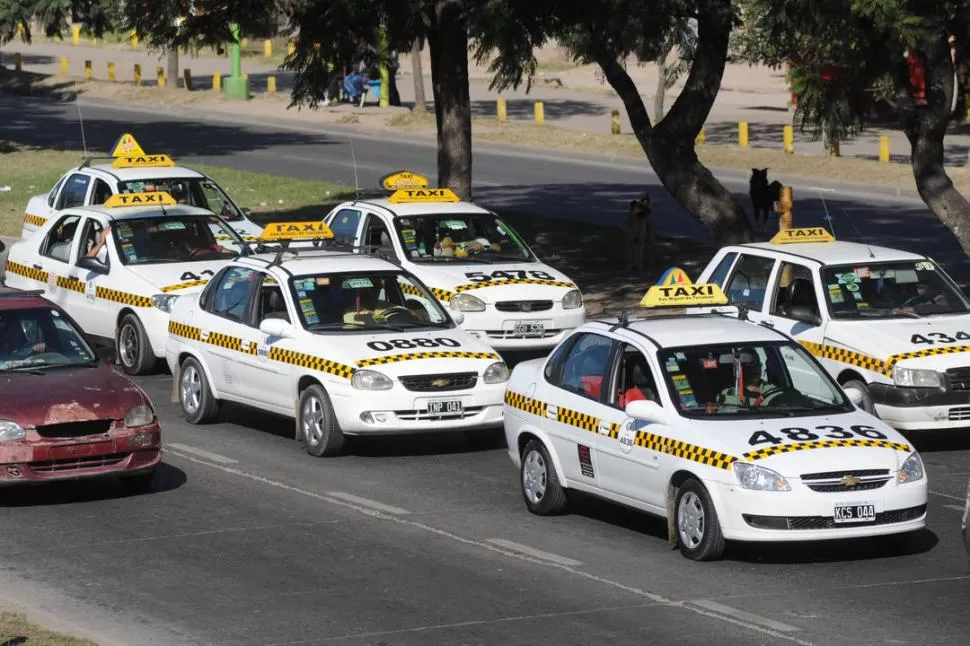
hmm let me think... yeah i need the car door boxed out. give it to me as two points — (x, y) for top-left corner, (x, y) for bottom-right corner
(247, 272), (294, 408)
(24, 174), (67, 235)
(539, 331), (618, 489)
(360, 212), (399, 260)
(69, 216), (114, 338)
(594, 341), (668, 511)
(35, 214), (84, 312)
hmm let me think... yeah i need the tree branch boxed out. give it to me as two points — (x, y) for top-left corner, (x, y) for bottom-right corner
(591, 51), (654, 140)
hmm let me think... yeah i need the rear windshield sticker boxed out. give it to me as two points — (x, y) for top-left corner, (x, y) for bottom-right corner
(915, 261), (935, 271)
(343, 278), (374, 289)
(160, 221), (186, 231)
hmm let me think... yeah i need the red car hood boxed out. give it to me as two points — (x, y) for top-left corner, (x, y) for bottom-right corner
(0, 364), (147, 428)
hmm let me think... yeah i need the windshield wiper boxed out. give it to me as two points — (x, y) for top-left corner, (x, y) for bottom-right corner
(418, 256), (492, 264)
(0, 364), (47, 374)
(307, 322), (361, 331)
(482, 253), (531, 262)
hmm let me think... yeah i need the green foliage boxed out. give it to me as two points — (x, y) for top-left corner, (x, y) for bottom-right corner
(123, 0), (281, 54)
(0, 0), (112, 44)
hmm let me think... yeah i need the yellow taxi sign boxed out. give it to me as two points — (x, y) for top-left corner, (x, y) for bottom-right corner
(103, 191), (177, 208)
(110, 133), (146, 157)
(640, 266), (728, 307)
(388, 188), (460, 203)
(381, 170), (429, 191)
(769, 227), (835, 245)
(260, 221), (335, 241)
(112, 153), (176, 168)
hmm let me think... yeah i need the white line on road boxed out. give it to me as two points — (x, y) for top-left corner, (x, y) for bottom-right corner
(930, 489), (965, 502)
(486, 538), (583, 567)
(943, 504), (965, 512)
(325, 491), (411, 516)
(165, 443), (238, 464)
(689, 599), (800, 634)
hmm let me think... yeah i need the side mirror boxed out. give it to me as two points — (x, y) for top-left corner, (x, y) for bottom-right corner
(259, 318), (295, 338)
(788, 305), (821, 326)
(843, 386), (864, 407)
(76, 256), (108, 274)
(241, 207), (252, 217)
(625, 399), (670, 426)
(451, 310), (466, 325)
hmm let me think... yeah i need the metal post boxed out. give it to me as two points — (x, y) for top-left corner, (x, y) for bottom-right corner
(223, 22), (249, 100)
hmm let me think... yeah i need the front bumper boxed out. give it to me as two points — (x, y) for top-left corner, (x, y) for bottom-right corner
(142, 309), (172, 360)
(870, 383), (970, 430)
(708, 475), (928, 542)
(460, 306), (586, 351)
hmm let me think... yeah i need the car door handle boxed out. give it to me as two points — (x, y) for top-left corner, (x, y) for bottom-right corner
(32, 264), (42, 270)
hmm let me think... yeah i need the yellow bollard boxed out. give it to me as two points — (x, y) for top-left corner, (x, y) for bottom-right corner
(133, 64), (141, 86)
(241, 37), (249, 49)
(156, 66), (165, 87)
(183, 69), (193, 91)
(287, 42), (296, 57)
(497, 97), (507, 123)
(611, 109), (621, 134)
(14, 53), (21, 73)
(60, 56), (69, 76)
(739, 121), (749, 148)
(828, 139), (840, 157)
(696, 127), (705, 145)
(16, 23), (23, 39)
(131, 31), (139, 48)
(212, 73), (222, 91)
(264, 39), (272, 58)
(243, 72), (249, 80)
(783, 125), (794, 154)
(777, 186), (794, 231)
(534, 101), (545, 126)
(965, 95), (970, 124)
(84, 60), (92, 79)
(107, 62), (115, 82)
(72, 25), (80, 46)
(267, 76), (277, 94)
(879, 135), (890, 163)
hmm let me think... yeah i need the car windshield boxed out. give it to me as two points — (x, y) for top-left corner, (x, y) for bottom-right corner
(821, 260), (970, 319)
(658, 341), (851, 419)
(394, 213), (532, 263)
(112, 215), (245, 265)
(0, 307), (97, 371)
(289, 270), (453, 332)
(117, 178), (244, 221)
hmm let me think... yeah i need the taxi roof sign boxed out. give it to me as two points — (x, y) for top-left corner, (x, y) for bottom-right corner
(112, 153), (176, 169)
(260, 221), (335, 241)
(640, 266), (728, 307)
(103, 191), (177, 208)
(110, 133), (146, 157)
(769, 227), (835, 245)
(380, 170), (429, 191)
(388, 188), (460, 204)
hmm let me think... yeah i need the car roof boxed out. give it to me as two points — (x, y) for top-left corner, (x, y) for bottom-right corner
(238, 251), (401, 276)
(350, 197), (493, 217)
(66, 204), (215, 221)
(735, 240), (924, 266)
(86, 164), (205, 182)
(588, 313), (789, 349)
(0, 287), (51, 311)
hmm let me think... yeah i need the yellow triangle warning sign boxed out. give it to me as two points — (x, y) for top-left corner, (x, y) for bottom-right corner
(110, 133), (145, 157)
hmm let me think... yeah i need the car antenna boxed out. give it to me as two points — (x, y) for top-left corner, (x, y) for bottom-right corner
(350, 140), (361, 201)
(809, 185), (837, 238)
(75, 81), (89, 159)
(840, 207), (876, 259)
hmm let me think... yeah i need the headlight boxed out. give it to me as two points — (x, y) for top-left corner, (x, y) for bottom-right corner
(124, 404), (155, 428)
(562, 289), (583, 310)
(483, 361), (510, 384)
(892, 366), (941, 388)
(0, 420), (25, 442)
(897, 452), (925, 484)
(151, 294), (180, 313)
(351, 369), (393, 390)
(450, 294), (486, 312)
(734, 462), (791, 491)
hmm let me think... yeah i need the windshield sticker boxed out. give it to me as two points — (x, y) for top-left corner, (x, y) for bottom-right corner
(160, 221), (186, 231)
(854, 266), (871, 278)
(844, 282), (860, 292)
(672, 374), (690, 390)
(305, 311), (320, 325)
(316, 277), (331, 286)
(299, 298), (316, 313)
(117, 223), (133, 237)
(294, 278), (314, 291)
(827, 284), (845, 303)
(895, 268), (918, 284)
(122, 243), (137, 260)
(343, 278), (374, 289)
(442, 219), (468, 230)
(296, 289), (307, 299)
(665, 357), (679, 372)
(836, 272), (859, 285)
(411, 250), (420, 259)
(680, 392), (698, 408)
(702, 358), (718, 369)
(915, 261), (935, 271)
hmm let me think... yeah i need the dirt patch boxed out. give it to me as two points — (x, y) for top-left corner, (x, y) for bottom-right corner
(0, 610), (99, 645)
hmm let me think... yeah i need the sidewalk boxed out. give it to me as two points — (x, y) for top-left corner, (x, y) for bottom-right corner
(3, 38), (970, 166)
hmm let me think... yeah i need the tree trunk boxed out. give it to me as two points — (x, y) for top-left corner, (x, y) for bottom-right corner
(411, 38), (426, 113)
(654, 55), (667, 120)
(593, 0), (752, 244)
(426, 1), (472, 201)
(167, 49), (179, 87)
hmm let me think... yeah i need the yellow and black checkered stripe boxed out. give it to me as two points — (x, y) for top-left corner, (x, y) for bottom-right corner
(95, 286), (152, 308)
(357, 350), (500, 368)
(56, 275), (86, 294)
(269, 347), (355, 378)
(431, 287), (457, 301)
(5, 260), (48, 283)
(400, 283), (424, 298)
(888, 345), (970, 365)
(5, 260), (153, 308)
(744, 438), (911, 461)
(799, 341), (891, 377)
(160, 279), (210, 293)
(216, 234), (259, 242)
(504, 390), (549, 417)
(429, 279), (577, 302)
(23, 213), (47, 228)
(169, 321), (201, 341)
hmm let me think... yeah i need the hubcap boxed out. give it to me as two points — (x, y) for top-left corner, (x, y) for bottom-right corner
(301, 395), (325, 446)
(678, 491), (706, 549)
(119, 324), (138, 367)
(522, 449), (548, 504)
(180, 364), (202, 415)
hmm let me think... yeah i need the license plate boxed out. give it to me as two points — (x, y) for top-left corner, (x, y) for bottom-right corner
(833, 503), (876, 524)
(48, 441), (112, 460)
(513, 321), (545, 337)
(428, 400), (462, 416)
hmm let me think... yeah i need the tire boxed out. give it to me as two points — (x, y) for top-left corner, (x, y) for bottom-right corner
(119, 469), (155, 494)
(520, 439), (567, 515)
(116, 313), (155, 375)
(674, 478), (726, 561)
(842, 378), (876, 415)
(298, 384), (345, 457)
(179, 357), (220, 424)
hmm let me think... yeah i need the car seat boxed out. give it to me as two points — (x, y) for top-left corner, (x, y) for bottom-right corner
(786, 278), (819, 318)
(618, 356), (656, 407)
(261, 289), (290, 322)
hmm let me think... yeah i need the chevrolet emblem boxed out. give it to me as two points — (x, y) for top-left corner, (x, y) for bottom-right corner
(840, 474), (860, 487)
(431, 378), (450, 388)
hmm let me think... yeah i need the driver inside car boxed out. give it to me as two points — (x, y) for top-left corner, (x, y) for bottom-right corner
(0, 318), (46, 362)
(716, 348), (781, 407)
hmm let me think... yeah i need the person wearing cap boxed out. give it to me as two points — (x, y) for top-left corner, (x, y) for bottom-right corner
(716, 349), (782, 407)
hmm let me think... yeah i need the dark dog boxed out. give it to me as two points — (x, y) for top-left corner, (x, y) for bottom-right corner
(625, 195), (653, 271)
(749, 168), (783, 231)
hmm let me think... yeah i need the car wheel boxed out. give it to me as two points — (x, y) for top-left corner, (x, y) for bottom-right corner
(179, 357), (220, 424)
(520, 439), (567, 515)
(120, 469), (155, 494)
(675, 478), (726, 561)
(298, 384), (344, 457)
(116, 314), (155, 375)
(842, 378), (876, 415)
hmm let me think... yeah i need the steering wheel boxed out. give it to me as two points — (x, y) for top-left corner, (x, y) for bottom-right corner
(376, 305), (414, 322)
(190, 247), (221, 259)
(759, 386), (806, 407)
(901, 290), (943, 308)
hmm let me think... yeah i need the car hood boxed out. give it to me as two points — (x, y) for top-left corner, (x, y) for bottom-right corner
(824, 316), (970, 370)
(125, 260), (230, 294)
(408, 262), (577, 302)
(0, 364), (148, 428)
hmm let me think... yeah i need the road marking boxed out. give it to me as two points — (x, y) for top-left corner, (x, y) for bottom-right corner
(486, 539), (583, 567)
(930, 489), (964, 502)
(688, 600), (800, 633)
(943, 504), (965, 512)
(325, 491), (411, 516)
(165, 443), (237, 464)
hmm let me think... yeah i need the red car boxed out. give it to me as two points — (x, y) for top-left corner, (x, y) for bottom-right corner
(0, 287), (161, 490)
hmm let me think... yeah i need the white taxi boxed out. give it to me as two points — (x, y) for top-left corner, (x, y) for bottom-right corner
(695, 227), (970, 431)
(503, 269), (927, 561)
(22, 133), (263, 241)
(165, 220), (510, 456)
(320, 172), (586, 352)
(3, 191), (247, 375)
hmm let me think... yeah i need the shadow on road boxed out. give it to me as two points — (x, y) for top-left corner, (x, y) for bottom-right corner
(729, 528), (939, 563)
(0, 461), (186, 507)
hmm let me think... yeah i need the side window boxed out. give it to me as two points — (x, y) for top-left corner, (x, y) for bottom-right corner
(707, 251), (738, 287)
(199, 267), (230, 311)
(363, 214), (393, 251)
(255, 274), (290, 325)
(724, 254), (776, 311)
(90, 179), (113, 206)
(47, 176), (67, 208)
(41, 215), (82, 263)
(552, 333), (615, 402)
(56, 174), (91, 210)
(544, 333), (580, 384)
(771, 262), (819, 319)
(77, 219), (107, 265)
(328, 209), (362, 245)
(209, 267), (258, 324)
(610, 343), (661, 409)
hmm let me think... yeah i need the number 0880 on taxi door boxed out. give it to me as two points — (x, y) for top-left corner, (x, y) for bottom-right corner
(502, 268), (928, 561)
